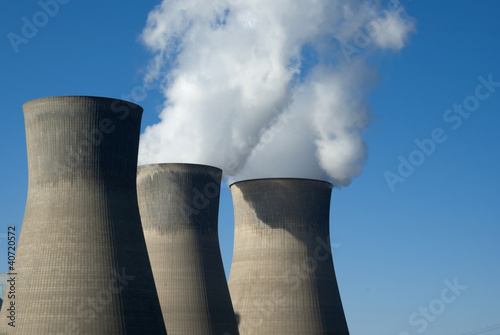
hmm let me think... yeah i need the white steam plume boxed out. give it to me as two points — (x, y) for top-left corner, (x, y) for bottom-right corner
(139, 0), (415, 186)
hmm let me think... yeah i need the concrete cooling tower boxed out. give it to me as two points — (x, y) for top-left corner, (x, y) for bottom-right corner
(228, 178), (350, 335)
(0, 96), (167, 334)
(137, 163), (239, 335)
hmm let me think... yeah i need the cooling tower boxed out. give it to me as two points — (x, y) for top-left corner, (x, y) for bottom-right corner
(137, 163), (240, 335)
(0, 96), (166, 334)
(228, 178), (350, 335)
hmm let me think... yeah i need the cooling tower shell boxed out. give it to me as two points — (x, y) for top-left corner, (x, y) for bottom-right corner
(137, 163), (239, 335)
(228, 178), (349, 335)
(0, 96), (167, 334)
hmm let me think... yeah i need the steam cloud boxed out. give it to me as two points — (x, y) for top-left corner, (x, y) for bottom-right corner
(138, 0), (415, 186)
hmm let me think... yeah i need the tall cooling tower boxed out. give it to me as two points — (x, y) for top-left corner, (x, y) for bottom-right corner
(0, 96), (166, 334)
(137, 163), (240, 335)
(228, 178), (350, 335)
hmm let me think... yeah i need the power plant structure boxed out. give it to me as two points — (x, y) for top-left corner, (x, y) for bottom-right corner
(0, 96), (167, 334)
(228, 178), (350, 335)
(0, 96), (353, 334)
(137, 163), (240, 335)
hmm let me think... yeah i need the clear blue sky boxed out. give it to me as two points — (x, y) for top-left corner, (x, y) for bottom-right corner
(1, 1), (499, 334)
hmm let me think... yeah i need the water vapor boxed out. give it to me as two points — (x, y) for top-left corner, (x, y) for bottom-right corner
(139, 0), (415, 186)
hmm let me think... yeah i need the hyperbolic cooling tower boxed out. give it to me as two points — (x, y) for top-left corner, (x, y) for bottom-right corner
(0, 96), (167, 334)
(228, 178), (350, 335)
(137, 163), (240, 335)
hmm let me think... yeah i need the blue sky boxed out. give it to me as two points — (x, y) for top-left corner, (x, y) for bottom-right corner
(1, 1), (499, 334)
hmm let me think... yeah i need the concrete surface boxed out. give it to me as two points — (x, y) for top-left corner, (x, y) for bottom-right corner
(0, 96), (167, 334)
(228, 178), (350, 335)
(137, 163), (239, 335)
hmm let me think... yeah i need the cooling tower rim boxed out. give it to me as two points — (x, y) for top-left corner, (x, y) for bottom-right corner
(229, 177), (333, 188)
(22, 95), (143, 112)
(137, 162), (222, 174)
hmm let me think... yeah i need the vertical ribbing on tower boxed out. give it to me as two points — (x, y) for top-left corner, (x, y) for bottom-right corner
(137, 163), (239, 335)
(228, 178), (349, 335)
(0, 96), (167, 334)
